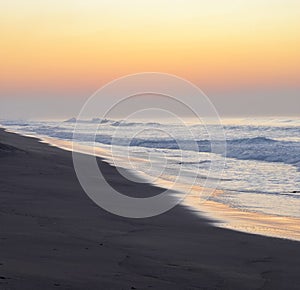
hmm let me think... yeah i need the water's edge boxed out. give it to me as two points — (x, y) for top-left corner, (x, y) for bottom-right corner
(3, 126), (300, 242)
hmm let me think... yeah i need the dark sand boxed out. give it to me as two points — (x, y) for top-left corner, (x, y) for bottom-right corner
(0, 128), (299, 290)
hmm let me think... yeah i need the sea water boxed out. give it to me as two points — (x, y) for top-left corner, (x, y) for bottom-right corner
(1, 117), (299, 220)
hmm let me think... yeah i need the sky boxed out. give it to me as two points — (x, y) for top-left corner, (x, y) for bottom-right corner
(0, 0), (299, 119)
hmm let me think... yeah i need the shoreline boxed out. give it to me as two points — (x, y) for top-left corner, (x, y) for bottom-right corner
(0, 128), (300, 289)
(6, 127), (300, 241)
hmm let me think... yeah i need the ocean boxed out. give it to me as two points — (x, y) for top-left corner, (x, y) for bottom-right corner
(1, 117), (299, 222)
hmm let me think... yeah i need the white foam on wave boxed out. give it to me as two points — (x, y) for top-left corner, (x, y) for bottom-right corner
(1, 117), (299, 219)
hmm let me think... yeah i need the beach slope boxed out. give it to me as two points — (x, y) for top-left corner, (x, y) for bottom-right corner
(0, 128), (299, 289)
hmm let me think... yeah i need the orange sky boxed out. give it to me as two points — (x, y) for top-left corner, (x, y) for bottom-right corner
(1, 0), (300, 96)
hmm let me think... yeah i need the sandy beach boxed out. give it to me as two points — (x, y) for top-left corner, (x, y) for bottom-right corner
(0, 128), (300, 290)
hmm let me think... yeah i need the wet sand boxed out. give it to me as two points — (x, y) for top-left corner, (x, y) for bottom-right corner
(40, 135), (300, 241)
(0, 128), (300, 289)
(185, 189), (300, 241)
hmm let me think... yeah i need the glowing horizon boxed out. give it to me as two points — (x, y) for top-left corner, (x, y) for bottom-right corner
(1, 1), (300, 91)
(0, 0), (299, 118)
